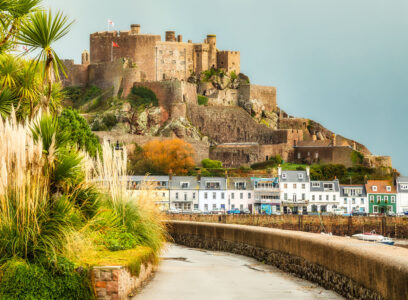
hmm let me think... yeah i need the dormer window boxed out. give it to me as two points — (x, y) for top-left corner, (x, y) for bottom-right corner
(386, 186), (391, 192)
(180, 182), (189, 189)
(282, 173), (287, 179)
(298, 174), (303, 179)
(401, 184), (408, 190)
(372, 186), (377, 192)
(312, 182), (320, 188)
(235, 182), (246, 190)
(206, 182), (220, 189)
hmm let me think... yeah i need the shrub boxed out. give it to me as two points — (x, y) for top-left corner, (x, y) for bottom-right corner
(351, 150), (364, 165)
(128, 86), (158, 107)
(58, 108), (101, 157)
(0, 258), (93, 300)
(202, 158), (222, 169)
(197, 95), (208, 106)
(102, 227), (138, 251)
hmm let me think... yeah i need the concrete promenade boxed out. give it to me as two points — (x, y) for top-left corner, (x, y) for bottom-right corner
(133, 244), (343, 300)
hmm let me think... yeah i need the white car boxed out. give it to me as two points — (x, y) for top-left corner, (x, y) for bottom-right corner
(332, 208), (345, 216)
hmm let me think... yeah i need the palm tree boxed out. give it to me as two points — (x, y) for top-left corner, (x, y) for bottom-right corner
(0, 0), (41, 53)
(18, 9), (73, 107)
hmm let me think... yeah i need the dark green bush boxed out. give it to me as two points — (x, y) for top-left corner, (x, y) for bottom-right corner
(201, 158), (222, 169)
(128, 86), (158, 107)
(58, 108), (101, 157)
(0, 258), (94, 300)
(197, 95), (208, 106)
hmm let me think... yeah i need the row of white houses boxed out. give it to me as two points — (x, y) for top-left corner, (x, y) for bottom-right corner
(127, 168), (408, 215)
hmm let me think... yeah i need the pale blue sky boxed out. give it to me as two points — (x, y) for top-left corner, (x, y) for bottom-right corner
(43, 0), (408, 175)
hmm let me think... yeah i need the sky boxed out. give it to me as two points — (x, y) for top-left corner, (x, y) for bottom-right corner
(43, 0), (408, 175)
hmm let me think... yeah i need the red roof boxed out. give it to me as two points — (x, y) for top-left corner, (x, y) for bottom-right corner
(365, 180), (396, 194)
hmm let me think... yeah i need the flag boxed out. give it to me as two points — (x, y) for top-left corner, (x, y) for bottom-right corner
(112, 42), (119, 48)
(108, 19), (114, 27)
(22, 45), (28, 52)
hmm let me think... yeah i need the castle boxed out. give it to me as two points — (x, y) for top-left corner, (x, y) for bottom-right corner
(62, 24), (240, 96)
(61, 24), (392, 170)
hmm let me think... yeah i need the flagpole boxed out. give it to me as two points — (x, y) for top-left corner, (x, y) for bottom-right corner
(111, 42), (113, 62)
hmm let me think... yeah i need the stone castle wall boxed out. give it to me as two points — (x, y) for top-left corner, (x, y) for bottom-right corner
(88, 60), (125, 96)
(61, 60), (88, 87)
(238, 84), (277, 112)
(217, 51), (240, 74)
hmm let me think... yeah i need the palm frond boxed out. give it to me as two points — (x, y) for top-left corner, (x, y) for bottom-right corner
(0, 88), (15, 118)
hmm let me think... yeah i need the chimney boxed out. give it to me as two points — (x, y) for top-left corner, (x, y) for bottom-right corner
(197, 169), (201, 182)
(130, 24), (140, 34)
(278, 166), (282, 177)
(177, 35), (183, 42)
(168, 169), (173, 180)
(165, 31), (176, 42)
(306, 166), (310, 178)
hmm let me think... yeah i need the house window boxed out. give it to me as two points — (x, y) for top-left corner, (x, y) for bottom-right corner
(284, 193), (288, 200)
(204, 192), (208, 199)
(326, 195), (329, 201)
(284, 184), (288, 188)
(384, 196), (388, 201)
(386, 186), (391, 192)
(297, 153), (301, 159)
(373, 206), (378, 213)
(372, 186), (377, 192)
(221, 192), (225, 199)
(235, 182), (246, 190)
(248, 193), (251, 199)
(184, 193), (187, 201)
(231, 193), (235, 199)
(315, 152), (319, 159)
(293, 184), (297, 189)
(204, 204), (208, 211)
(344, 198), (347, 204)
(298, 174), (303, 179)
(319, 195), (322, 201)
(193, 192), (196, 199)
(212, 204), (217, 210)
(370, 195), (374, 203)
(194, 204), (198, 209)
(240, 204), (244, 210)
(401, 184), (408, 190)
(206, 182), (220, 189)
(162, 192), (165, 197)
(302, 193), (305, 200)
(282, 173), (287, 179)
(176, 192), (179, 200)
(323, 183), (334, 191)
(302, 184), (306, 189)
(333, 195), (336, 201)
(352, 198), (356, 204)
(213, 192), (216, 199)
(312, 182), (320, 188)
(181, 182), (189, 188)
(361, 198), (364, 204)
(231, 204), (235, 209)
(391, 196), (396, 203)
(240, 193), (243, 199)
(312, 195), (315, 201)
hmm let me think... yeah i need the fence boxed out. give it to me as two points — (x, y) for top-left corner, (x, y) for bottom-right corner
(168, 214), (408, 238)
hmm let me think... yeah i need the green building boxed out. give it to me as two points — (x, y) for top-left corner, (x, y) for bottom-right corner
(365, 180), (397, 214)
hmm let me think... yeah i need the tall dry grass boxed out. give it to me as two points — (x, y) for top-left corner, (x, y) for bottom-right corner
(0, 112), (75, 260)
(84, 140), (167, 253)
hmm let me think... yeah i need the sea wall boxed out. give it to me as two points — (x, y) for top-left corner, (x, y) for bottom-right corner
(168, 220), (408, 300)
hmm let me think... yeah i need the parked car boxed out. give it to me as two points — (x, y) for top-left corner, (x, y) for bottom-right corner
(210, 209), (225, 215)
(242, 208), (251, 214)
(352, 210), (367, 216)
(331, 208), (345, 216)
(227, 209), (241, 214)
(168, 209), (182, 214)
(192, 209), (202, 214)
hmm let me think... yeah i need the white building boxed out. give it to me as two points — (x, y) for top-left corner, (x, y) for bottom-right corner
(309, 180), (341, 213)
(396, 177), (408, 214)
(169, 176), (199, 211)
(226, 177), (254, 212)
(127, 175), (170, 211)
(252, 177), (280, 214)
(339, 185), (368, 214)
(279, 167), (310, 214)
(198, 177), (227, 212)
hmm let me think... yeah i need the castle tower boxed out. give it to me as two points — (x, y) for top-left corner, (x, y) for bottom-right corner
(165, 31), (176, 42)
(81, 50), (90, 65)
(207, 34), (217, 69)
(130, 24), (140, 34)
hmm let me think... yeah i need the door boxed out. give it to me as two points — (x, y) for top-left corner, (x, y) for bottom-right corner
(248, 204), (253, 213)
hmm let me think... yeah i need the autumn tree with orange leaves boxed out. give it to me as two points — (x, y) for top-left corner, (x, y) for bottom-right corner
(129, 139), (196, 175)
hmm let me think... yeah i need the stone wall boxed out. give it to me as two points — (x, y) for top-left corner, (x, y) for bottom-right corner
(206, 89), (239, 107)
(92, 263), (156, 300)
(186, 104), (302, 145)
(238, 84), (277, 113)
(88, 60), (125, 96)
(168, 220), (408, 300)
(133, 80), (197, 123)
(365, 155), (393, 168)
(61, 60), (88, 87)
(279, 118), (308, 130)
(294, 146), (355, 167)
(217, 51), (240, 74)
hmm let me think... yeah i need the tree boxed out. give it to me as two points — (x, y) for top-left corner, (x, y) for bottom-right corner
(18, 9), (73, 106)
(202, 158), (222, 169)
(58, 108), (101, 157)
(131, 139), (195, 175)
